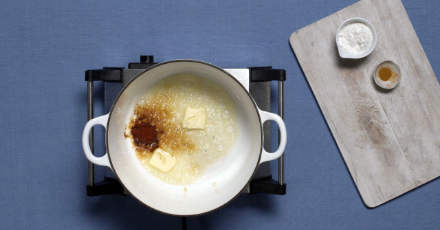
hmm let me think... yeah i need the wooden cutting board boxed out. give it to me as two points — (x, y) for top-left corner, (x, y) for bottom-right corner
(290, 0), (440, 208)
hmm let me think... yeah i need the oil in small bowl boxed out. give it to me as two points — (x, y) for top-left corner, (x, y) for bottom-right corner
(373, 61), (401, 90)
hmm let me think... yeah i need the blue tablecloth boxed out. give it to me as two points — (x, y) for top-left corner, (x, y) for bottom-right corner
(0, 0), (439, 229)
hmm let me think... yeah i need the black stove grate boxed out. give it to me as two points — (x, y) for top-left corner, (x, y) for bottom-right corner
(84, 55), (286, 198)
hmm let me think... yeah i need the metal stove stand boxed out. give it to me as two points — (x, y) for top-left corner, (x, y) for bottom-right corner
(84, 55), (287, 209)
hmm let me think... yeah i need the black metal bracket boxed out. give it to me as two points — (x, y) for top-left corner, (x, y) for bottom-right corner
(249, 177), (286, 195)
(84, 55), (157, 82)
(85, 67), (123, 82)
(128, 55), (157, 69)
(85, 55), (287, 197)
(87, 177), (125, 196)
(249, 66), (286, 82)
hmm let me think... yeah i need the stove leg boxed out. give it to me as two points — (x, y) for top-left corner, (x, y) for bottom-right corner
(181, 217), (187, 230)
(87, 81), (95, 186)
(277, 81), (285, 185)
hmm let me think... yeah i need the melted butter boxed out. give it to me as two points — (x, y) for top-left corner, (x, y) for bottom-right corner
(125, 75), (238, 185)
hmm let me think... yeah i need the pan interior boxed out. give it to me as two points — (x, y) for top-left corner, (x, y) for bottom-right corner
(107, 61), (262, 215)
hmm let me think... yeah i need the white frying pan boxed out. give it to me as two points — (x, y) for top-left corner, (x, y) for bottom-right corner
(82, 60), (287, 215)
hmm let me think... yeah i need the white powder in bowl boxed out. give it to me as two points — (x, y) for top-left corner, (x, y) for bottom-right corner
(336, 22), (373, 56)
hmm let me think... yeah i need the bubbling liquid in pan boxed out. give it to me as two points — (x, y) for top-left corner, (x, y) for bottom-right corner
(125, 74), (238, 185)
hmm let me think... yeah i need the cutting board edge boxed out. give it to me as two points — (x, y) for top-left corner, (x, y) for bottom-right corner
(367, 174), (440, 208)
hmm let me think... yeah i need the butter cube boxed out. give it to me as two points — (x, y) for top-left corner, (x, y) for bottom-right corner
(182, 107), (206, 130)
(149, 148), (176, 172)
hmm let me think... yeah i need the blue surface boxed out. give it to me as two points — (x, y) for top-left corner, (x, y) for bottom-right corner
(0, 0), (439, 229)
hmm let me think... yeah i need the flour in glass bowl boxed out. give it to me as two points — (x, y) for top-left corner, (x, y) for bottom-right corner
(336, 22), (374, 56)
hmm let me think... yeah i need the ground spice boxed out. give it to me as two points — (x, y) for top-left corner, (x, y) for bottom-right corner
(125, 94), (195, 155)
(131, 122), (159, 151)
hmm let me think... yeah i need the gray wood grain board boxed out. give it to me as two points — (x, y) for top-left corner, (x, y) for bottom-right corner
(290, 0), (440, 207)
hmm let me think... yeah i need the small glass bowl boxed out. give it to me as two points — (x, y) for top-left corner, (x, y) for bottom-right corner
(336, 17), (377, 59)
(373, 60), (401, 90)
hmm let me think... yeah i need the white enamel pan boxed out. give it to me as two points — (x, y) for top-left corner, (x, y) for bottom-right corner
(82, 60), (287, 216)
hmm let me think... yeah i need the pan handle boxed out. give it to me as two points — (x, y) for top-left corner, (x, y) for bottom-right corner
(258, 110), (287, 164)
(82, 114), (112, 168)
